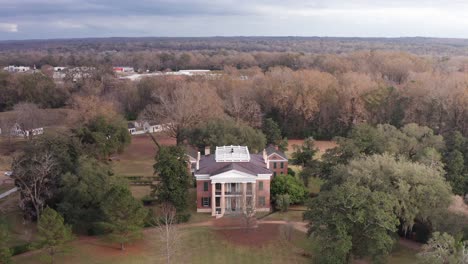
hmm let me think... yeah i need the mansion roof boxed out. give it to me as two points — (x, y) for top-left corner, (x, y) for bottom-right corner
(196, 153), (271, 176)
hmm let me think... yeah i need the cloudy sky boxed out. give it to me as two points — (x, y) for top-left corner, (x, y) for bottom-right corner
(1, 0), (468, 40)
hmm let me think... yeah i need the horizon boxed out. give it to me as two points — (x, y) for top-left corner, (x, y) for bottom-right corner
(1, 1), (468, 40)
(2, 35), (468, 43)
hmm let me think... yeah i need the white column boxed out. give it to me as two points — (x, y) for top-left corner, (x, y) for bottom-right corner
(221, 183), (226, 215)
(252, 182), (256, 211)
(242, 182), (247, 213)
(211, 183), (216, 216)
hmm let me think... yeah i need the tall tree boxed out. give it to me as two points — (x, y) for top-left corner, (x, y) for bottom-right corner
(36, 207), (74, 264)
(142, 81), (224, 144)
(58, 157), (113, 231)
(262, 118), (282, 145)
(322, 154), (452, 232)
(73, 115), (131, 159)
(187, 118), (267, 153)
(305, 183), (398, 263)
(100, 185), (147, 251)
(11, 133), (82, 219)
(153, 146), (190, 211)
(291, 137), (318, 167)
(13, 102), (46, 140)
(12, 151), (59, 220)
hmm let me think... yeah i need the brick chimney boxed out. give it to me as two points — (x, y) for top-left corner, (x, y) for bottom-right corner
(196, 151), (200, 171)
(263, 149), (269, 169)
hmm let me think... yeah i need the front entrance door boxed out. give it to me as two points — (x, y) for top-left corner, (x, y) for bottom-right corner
(231, 197), (237, 212)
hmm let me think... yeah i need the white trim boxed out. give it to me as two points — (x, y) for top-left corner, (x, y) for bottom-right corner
(210, 170), (257, 183)
(194, 174), (210, 180)
(215, 146), (251, 162)
(257, 174), (272, 180)
(197, 208), (212, 213)
(267, 154), (287, 161)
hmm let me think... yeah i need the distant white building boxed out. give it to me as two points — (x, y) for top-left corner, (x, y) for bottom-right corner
(53, 66), (67, 72)
(127, 121), (169, 135)
(119, 69), (218, 81)
(3, 65), (31, 72)
(0, 123), (44, 137)
(113, 67), (135, 73)
(53, 67), (95, 82)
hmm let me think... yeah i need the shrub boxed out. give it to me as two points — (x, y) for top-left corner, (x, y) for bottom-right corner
(276, 194), (291, 212)
(141, 195), (156, 206)
(175, 213), (191, 223)
(10, 243), (33, 256)
(271, 174), (308, 204)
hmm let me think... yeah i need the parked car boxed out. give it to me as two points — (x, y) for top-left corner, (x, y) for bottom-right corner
(4, 171), (13, 177)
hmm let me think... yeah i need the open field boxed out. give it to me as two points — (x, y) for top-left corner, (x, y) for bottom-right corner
(13, 222), (419, 264)
(286, 139), (338, 159)
(113, 133), (176, 177)
(262, 206), (306, 222)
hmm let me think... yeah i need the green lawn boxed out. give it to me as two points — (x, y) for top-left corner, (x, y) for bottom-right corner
(113, 160), (154, 177)
(14, 224), (419, 264)
(129, 185), (152, 200)
(0, 184), (14, 194)
(15, 226), (312, 264)
(262, 208), (306, 222)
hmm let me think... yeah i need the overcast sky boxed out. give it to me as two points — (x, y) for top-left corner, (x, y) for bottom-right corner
(1, 0), (468, 40)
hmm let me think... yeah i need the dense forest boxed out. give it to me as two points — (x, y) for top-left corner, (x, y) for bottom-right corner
(1, 42), (467, 139)
(1, 37), (467, 263)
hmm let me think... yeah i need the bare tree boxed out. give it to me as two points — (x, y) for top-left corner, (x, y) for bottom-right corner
(241, 196), (256, 231)
(0, 112), (17, 147)
(142, 81), (223, 144)
(13, 102), (45, 140)
(12, 151), (58, 220)
(157, 203), (181, 264)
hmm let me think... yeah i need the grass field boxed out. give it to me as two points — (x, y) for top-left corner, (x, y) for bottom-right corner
(14, 224), (314, 264)
(286, 139), (338, 159)
(113, 133), (176, 177)
(262, 208), (306, 222)
(14, 223), (419, 264)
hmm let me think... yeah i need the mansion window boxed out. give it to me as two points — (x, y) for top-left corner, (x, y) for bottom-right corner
(202, 197), (210, 207)
(203, 182), (209, 191)
(259, 196), (266, 207)
(273, 162), (277, 168)
(280, 162), (284, 169)
(258, 181), (264, 191)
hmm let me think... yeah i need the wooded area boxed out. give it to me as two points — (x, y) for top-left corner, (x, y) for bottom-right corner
(1, 37), (467, 263)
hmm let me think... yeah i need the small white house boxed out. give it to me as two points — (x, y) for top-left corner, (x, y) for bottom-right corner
(127, 121), (169, 135)
(3, 65), (31, 72)
(0, 123), (44, 137)
(113, 67), (135, 73)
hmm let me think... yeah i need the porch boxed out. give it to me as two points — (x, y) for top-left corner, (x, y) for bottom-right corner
(211, 182), (255, 217)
